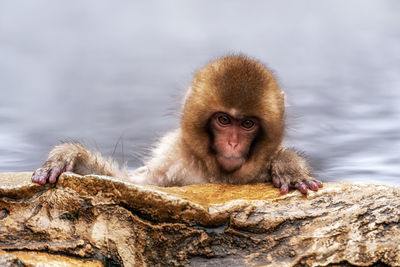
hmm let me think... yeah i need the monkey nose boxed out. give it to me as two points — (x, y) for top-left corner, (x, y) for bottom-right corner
(228, 141), (239, 149)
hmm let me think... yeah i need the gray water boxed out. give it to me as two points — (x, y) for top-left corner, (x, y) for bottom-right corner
(1, 1), (399, 185)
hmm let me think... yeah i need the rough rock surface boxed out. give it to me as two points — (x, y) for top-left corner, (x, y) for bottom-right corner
(0, 250), (102, 267)
(0, 172), (399, 266)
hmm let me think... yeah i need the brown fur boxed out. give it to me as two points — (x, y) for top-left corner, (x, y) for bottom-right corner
(32, 55), (322, 194)
(181, 55), (284, 183)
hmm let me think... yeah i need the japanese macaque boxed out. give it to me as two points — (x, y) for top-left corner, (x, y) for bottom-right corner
(32, 55), (322, 194)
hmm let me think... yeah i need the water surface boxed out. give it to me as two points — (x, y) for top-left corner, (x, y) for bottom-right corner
(0, 1), (399, 185)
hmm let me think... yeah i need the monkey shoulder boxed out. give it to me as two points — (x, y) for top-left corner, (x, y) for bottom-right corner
(133, 129), (207, 186)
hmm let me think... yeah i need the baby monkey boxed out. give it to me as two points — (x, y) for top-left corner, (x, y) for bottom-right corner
(32, 55), (322, 194)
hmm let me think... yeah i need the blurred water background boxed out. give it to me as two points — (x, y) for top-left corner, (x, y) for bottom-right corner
(0, 1), (399, 185)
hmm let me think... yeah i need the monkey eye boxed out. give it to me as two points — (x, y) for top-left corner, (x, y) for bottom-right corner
(241, 119), (255, 129)
(217, 114), (231, 126)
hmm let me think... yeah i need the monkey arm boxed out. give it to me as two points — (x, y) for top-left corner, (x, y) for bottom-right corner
(270, 148), (323, 194)
(127, 129), (209, 187)
(31, 142), (125, 185)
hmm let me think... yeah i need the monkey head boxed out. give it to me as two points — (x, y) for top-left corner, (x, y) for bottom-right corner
(181, 55), (285, 183)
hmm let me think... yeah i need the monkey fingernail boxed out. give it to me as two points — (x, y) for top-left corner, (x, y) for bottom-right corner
(272, 177), (281, 188)
(297, 183), (308, 194)
(305, 180), (319, 191)
(316, 180), (323, 188)
(65, 164), (74, 172)
(48, 171), (59, 183)
(38, 176), (48, 185)
(280, 183), (289, 194)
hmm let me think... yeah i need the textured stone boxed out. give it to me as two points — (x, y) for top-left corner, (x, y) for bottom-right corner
(0, 250), (102, 267)
(0, 172), (399, 266)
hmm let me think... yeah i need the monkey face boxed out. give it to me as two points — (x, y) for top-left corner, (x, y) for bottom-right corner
(181, 55), (284, 180)
(210, 111), (259, 172)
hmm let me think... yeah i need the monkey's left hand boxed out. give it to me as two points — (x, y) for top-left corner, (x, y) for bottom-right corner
(270, 148), (323, 194)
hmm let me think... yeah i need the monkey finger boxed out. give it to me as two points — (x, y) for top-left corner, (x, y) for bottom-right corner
(48, 168), (63, 184)
(31, 174), (39, 184)
(31, 171), (39, 183)
(304, 180), (319, 191)
(314, 180), (323, 188)
(295, 182), (308, 194)
(272, 176), (281, 188)
(65, 163), (74, 172)
(280, 182), (289, 194)
(31, 168), (42, 182)
(38, 171), (50, 185)
(32, 168), (50, 185)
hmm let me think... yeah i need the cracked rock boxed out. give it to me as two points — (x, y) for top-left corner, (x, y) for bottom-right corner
(0, 172), (399, 266)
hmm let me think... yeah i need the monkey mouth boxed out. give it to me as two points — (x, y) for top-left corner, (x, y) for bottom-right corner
(216, 155), (245, 172)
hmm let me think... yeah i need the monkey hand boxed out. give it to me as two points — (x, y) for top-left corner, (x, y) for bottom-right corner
(270, 148), (323, 194)
(31, 143), (85, 185)
(31, 157), (74, 185)
(32, 142), (124, 185)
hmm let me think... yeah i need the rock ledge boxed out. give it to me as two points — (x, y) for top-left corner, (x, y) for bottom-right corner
(0, 172), (399, 266)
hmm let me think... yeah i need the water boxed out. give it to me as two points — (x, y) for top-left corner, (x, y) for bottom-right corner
(0, 1), (399, 185)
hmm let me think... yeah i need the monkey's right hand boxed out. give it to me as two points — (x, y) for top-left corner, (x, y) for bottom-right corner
(31, 159), (74, 185)
(31, 143), (90, 185)
(31, 142), (123, 185)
